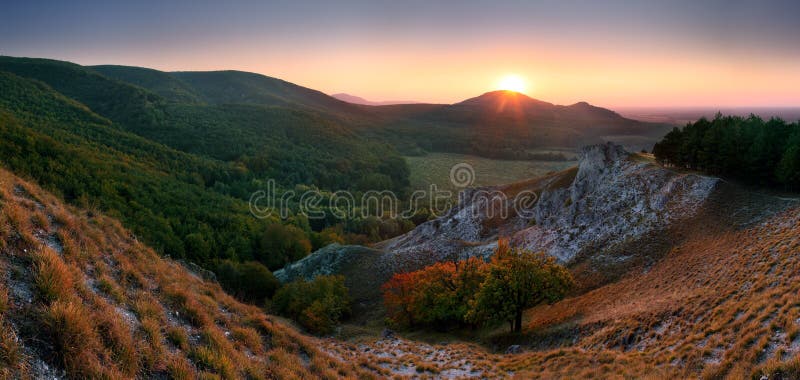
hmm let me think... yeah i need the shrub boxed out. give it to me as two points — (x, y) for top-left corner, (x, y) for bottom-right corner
(190, 345), (236, 379)
(213, 260), (279, 303)
(95, 303), (139, 376)
(97, 274), (126, 303)
(231, 326), (263, 354)
(167, 353), (197, 380)
(0, 323), (23, 372)
(310, 227), (345, 251)
(0, 286), (8, 316)
(272, 275), (350, 335)
(166, 326), (189, 350)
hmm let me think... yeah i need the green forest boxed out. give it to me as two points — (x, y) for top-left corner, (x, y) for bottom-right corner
(653, 114), (800, 188)
(0, 57), (420, 301)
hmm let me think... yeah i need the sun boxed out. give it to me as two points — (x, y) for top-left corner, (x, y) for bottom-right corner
(496, 74), (527, 93)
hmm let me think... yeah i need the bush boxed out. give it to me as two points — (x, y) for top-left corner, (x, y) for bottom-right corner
(272, 275), (350, 335)
(44, 301), (105, 377)
(310, 227), (344, 251)
(214, 260), (280, 303)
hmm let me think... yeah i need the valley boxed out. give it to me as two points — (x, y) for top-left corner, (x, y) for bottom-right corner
(0, 52), (798, 379)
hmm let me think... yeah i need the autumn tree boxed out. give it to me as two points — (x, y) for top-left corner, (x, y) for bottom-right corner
(467, 239), (574, 333)
(382, 257), (487, 329)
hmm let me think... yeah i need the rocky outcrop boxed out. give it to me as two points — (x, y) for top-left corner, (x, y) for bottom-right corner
(515, 143), (718, 262)
(381, 142), (718, 271)
(277, 143), (719, 290)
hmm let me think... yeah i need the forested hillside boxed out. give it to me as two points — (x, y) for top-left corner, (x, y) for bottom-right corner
(90, 61), (669, 159)
(0, 71), (269, 263)
(0, 60), (413, 289)
(0, 56), (409, 193)
(91, 64), (204, 104)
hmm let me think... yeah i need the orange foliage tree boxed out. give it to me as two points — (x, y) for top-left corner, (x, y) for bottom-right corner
(383, 239), (574, 333)
(382, 257), (487, 329)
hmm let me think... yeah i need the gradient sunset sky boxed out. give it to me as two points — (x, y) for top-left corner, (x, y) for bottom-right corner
(2, 0), (798, 107)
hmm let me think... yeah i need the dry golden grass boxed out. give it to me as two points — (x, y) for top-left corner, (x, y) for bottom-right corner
(32, 247), (75, 303)
(0, 167), (373, 379)
(489, 204), (800, 378)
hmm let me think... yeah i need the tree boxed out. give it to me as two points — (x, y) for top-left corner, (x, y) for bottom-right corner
(653, 127), (683, 166)
(467, 239), (574, 333)
(777, 132), (800, 189)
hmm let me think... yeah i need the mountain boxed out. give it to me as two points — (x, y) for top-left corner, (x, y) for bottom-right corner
(170, 70), (365, 115)
(92, 64), (361, 114)
(331, 93), (419, 106)
(0, 56), (410, 190)
(422, 90), (651, 136)
(363, 91), (671, 158)
(0, 56), (411, 273)
(0, 166), (370, 378)
(8, 57), (666, 158)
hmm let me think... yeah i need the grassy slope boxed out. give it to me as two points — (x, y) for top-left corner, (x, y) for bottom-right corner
(512, 183), (800, 378)
(0, 167), (371, 379)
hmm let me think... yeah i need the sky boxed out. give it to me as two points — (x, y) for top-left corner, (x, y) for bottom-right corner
(1, 0), (799, 107)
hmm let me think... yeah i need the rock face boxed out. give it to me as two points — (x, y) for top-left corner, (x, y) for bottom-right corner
(379, 143), (718, 270)
(515, 143), (718, 262)
(277, 143), (719, 291)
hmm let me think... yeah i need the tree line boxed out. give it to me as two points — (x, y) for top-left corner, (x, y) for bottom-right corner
(653, 114), (800, 188)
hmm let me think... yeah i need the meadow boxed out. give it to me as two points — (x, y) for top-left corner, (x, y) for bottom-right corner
(405, 152), (576, 193)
